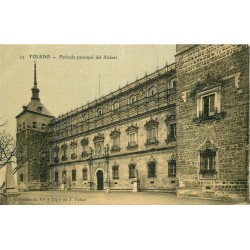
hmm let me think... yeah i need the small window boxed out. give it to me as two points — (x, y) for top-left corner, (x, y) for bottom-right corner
(147, 86), (157, 97)
(168, 160), (176, 177)
(54, 172), (59, 183)
(97, 109), (103, 116)
(202, 94), (215, 117)
(148, 162), (156, 178)
(147, 127), (157, 144)
(82, 168), (88, 180)
(32, 121), (37, 128)
(129, 95), (136, 104)
(23, 122), (25, 129)
(128, 132), (137, 148)
(112, 101), (119, 113)
(128, 132), (136, 143)
(129, 164), (136, 178)
(20, 173), (24, 182)
(72, 169), (77, 181)
(62, 170), (67, 183)
(194, 84), (223, 123)
(168, 123), (176, 141)
(112, 137), (119, 147)
(41, 123), (45, 130)
(112, 166), (119, 179)
(168, 78), (176, 89)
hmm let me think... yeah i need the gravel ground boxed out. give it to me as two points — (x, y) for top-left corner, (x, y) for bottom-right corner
(1, 190), (242, 205)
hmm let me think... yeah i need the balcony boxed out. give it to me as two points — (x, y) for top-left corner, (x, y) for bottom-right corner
(110, 145), (121, 153)
(71, 153), (77, 160)
(126, 141), (138, 151)
(145, 138), (159, 147)
(193, 108), (226, 124)
(165, 134), (176, 143)
(81, 151), (89, 158)
(61, 155), (68, 161)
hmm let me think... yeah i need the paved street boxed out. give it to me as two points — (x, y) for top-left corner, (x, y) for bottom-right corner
(3, 190), (242, 205)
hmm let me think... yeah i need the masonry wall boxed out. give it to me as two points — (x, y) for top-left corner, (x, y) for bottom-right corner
(175, 45), (249, 201)
(16, 112), (51, 190)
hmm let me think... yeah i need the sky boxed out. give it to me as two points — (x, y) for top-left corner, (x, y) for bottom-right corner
(0, 45), (176, 137)
(0, 44), (176, 185)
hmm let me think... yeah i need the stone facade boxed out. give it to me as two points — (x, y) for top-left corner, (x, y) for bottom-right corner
(16, 45), (249, 202)
(49, 63), (177, 192)
(175, 45), (249, 201)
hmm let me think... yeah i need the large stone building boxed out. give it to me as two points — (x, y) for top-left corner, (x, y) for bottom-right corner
(16, 45), (249, 202)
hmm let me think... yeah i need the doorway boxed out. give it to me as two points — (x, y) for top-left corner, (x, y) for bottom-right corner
(96, 170), (104, 190)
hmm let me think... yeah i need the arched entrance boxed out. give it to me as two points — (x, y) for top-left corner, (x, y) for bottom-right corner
(96, 170), (104, 190)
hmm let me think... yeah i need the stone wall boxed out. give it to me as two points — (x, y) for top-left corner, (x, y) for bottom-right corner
(175, 45), (249, 201)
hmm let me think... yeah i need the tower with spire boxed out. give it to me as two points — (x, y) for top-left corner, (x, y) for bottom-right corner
(15, 62), (54, 191)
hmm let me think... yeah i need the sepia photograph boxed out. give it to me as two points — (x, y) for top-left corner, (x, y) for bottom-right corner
(1, 1), (249, 250)
(0, 44), (249, 205)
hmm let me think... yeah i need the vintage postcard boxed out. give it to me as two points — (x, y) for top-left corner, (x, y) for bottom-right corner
(0, 44), (249, 205)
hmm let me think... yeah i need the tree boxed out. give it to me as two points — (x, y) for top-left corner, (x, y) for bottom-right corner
(0, 121), (16, 170)
(0, 121), (49, 178)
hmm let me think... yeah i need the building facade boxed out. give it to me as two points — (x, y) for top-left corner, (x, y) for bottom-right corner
(16, 45), (249, 202)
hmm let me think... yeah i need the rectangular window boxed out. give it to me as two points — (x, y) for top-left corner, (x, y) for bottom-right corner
(203, 94), (216, 117)
(72, 170), (76, 181)
(148, 163), (156, 178)
(168, 160), (176, 177)
(128, 132), (137, 148)
(128, 132), (136, 143)
(82, 169), (88, 180)
(54, 172), (59, 183)
(95, 142), (104, 156)
(62, 171), (67, 183)
(148, 127), (156, 140)
(129, 165), (136, 178)
(200, 149), (216, 175)
(113, 137), (119, 147)
(112, 166), (119, 179)
(168, 123), (176, 141)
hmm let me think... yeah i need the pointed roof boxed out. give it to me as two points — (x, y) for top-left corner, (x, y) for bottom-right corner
(16, 62), (54, 119)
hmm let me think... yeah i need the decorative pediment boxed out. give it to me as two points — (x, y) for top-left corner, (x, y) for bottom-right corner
(147, 156), (157, 165)
(199, 138), (218, 152)
(93, 132), (105, 142)
(168, 152), (176, 162)
(112, 161), (119, 167)
(190, 74), (224, 98)
(144, 117), (159, 128)
(110, 127), (121, 138)
(129, 158), (136, 166)
(126, 124), (138, 133)
(80, 137), (89, 146)
(164, 114), (176, 124)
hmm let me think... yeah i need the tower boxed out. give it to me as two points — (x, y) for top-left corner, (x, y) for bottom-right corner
(16, 62), (54, 190)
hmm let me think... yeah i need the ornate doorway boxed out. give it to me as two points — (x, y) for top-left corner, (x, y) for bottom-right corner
(96, 170), (104, 190)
